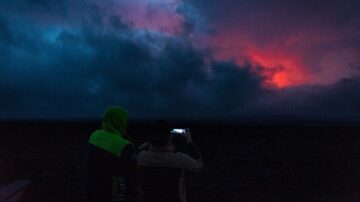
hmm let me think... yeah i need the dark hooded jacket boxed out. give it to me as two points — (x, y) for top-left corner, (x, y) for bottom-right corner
(87, 107), (136, 202)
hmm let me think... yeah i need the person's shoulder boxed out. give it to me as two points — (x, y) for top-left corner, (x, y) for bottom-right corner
(90, 129), (104, 135)
(137, 149), (152, 159)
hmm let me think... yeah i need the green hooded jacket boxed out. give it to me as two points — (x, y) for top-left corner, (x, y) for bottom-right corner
(88, 107), (131, 157)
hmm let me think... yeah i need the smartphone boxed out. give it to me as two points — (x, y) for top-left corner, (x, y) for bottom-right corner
(171, 128), (187, 134)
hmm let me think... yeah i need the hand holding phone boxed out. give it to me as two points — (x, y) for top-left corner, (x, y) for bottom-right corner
(184, 128), (192, 143)
(171, 128), (191, 143)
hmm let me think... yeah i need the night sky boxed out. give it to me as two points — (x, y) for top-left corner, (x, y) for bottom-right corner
(0, 0), (359, 120)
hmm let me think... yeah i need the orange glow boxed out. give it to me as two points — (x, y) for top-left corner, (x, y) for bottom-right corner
(203, 30), (310, 88)
(247, 48), (308, 87)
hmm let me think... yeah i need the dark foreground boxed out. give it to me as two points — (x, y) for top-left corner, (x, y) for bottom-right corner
(0, 121), (360, 202)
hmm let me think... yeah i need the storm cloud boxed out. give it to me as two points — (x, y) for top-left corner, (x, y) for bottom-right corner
(0, 0), (360, 121)
(0, 5), (265, 119)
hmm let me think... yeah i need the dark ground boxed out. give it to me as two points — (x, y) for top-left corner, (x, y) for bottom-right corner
(0, 121), (360, 202)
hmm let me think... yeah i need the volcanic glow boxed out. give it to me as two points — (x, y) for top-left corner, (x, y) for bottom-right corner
(247, 48), (308, 87)
(112, 0), (310, 88)
(110, 0), (359, 89)
(205, 32), (309, 88)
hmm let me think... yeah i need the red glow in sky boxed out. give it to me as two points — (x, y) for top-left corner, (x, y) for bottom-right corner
(194, 1), (360, 88)
(247, 48), (308, 87)
(205, 32), (310, 88)
(111, 0), (360, 89)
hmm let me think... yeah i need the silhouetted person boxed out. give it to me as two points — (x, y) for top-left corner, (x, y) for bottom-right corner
(137, 121), (203, 202)
(87, 107), (137, 202)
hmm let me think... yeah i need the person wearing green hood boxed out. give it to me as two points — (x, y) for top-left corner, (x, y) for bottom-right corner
(87, 107), (137, 202)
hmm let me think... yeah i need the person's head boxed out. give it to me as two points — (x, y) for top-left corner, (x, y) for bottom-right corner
(101, 106), (129, 139)
(150, 120), (171, 147)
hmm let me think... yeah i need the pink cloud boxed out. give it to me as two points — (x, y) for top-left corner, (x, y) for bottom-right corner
(114, 0), (185, 35)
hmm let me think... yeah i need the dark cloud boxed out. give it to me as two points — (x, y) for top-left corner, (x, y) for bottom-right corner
(0, 0), (360, 121)
(0, 7), (267, 119)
